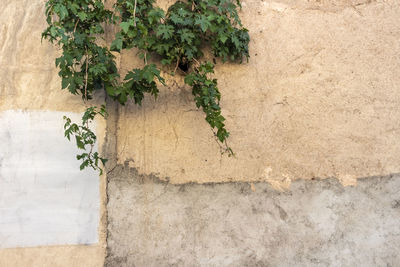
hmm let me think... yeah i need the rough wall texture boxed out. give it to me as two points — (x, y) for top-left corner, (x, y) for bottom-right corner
(2, 0), (400, 266)
(0, 0), (107, 266)
(118, 0), (400, 187)
(106, 166), (400, 266)
(107, 0), (400, 265)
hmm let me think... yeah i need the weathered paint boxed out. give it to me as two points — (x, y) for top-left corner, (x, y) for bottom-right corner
(0, 110), (99, 248)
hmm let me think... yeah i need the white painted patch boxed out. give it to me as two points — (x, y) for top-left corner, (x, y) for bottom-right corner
(0, 110), (99, 248)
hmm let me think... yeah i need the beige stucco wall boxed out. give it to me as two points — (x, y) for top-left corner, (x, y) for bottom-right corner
(0, 0), (107, 266)
(2, 0), (400, 265)
(118, 0), (400, 187)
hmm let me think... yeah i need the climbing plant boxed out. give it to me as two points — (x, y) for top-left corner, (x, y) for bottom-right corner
(42, 0), (249, 174)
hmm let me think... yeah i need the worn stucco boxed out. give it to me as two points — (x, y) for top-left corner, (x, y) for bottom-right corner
(2, 0), (400, 266)
(106, 165), (400, 266)
(118, 0), (400, 187)
(0, 0), (107, 266)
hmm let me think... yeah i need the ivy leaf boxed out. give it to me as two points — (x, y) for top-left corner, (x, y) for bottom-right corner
(219, 34), (229, 44)
(231, 35), (240, 48)
(195, 15), (211, 32)
(178, 29), (195, 44)
(56, 4), (68, 20)
(148, 8), (165, 24)
(142, 69), (155, 83)
(170, 13), (184, 25)
(77, 12), (87, 21)
(110, 32), (123, 51)
(156, 25), (174, 39)
(80, 160), (89, 170)
(75, 136), (85, 150)
(61, 77), (70, 89)
(50, 26), (57, 38)
(120, 21), (131, 34)
(100, 158), (108, 165)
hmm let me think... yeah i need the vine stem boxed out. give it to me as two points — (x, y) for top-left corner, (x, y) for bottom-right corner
(133, 0), (137, 26)
(210, 128), (234, 157)
(192, 57), (201, 67)
(73, 19), (79, 33)
(84, 48), (88, 100)
(174, 58), (180, 73)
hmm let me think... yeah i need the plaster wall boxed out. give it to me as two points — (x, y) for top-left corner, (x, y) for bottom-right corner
(106, 167), (400, 266)
(0, 110), (100, 249)
(107, 0), (400, 265)
(2, 0), (400, 266)
(118, 0), (400, 187)
(0, 0), (107, 266)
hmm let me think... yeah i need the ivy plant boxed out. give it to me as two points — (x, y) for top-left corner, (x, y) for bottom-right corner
(42, 0), (250, 174)
(63, 106), (108, 174)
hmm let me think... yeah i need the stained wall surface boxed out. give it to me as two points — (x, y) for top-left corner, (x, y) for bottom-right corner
(0, 0), (107, 266)
(118, 0), (400, 187)
(106, 167), (400, 266)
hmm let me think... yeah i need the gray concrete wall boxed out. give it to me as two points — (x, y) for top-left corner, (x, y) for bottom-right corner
(106, 165), (400, 266)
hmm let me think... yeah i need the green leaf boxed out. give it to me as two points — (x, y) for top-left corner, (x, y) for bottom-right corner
(156, 25), (174, 39)
(100, 158), (108, 165)
(120, 21), (131, 34)
(110, 33), (123, 51)
(57, 4), (68, 20)
(61, 77), (69, 89)
(148, 8), (165, 24)
(178, 29), (195, 44)
(77, 12), (87, 21)
(80, 160), (89, 170)
(75, 136), (85, 150)
(50, 26), (57, 37)
(195, 15), (211, 32)
(219, 34), (228, 44)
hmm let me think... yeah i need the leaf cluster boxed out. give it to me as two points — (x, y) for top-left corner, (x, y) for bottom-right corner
(111, 0), (249, 155)
(42, 0), (119, 100)
(63, 106), (108, 174)
(185, 62), (233, 155)
(43, 0), (250, 169)
(112, 0), (250, 65)
(108, 64), (165, 105)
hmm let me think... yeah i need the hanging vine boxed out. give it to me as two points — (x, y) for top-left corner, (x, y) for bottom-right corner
(42, 0), (249, 174)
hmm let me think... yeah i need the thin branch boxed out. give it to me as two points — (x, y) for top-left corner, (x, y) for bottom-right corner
(192, 57), (201, 67)
(84, 48), (89, 101)
(73, 19), (80, 33)
(174, 58), (180, 73)
(133, 0), (137, 26)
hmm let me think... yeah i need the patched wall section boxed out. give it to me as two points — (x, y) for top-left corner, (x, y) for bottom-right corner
(0, 110), (99, 248)
(106, 166), (400, 266)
